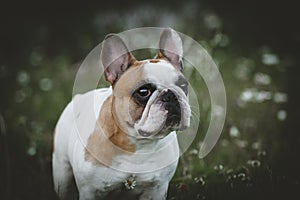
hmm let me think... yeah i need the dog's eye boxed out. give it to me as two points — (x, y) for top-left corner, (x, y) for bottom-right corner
(133, 84), (156, 105)
(138, 88), (151, 97)
(176, 76), (188, 95)
(180, 83), (188, 90)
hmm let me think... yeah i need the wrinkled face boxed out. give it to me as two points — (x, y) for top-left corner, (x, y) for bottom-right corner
(112, 59), (191, 139)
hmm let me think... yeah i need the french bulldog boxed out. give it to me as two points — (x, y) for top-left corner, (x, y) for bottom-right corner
(52, 28), (191, 200)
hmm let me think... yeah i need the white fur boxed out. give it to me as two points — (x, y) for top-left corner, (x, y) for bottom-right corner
(143, 60), (179, 88)
(53, 87), (180, 200)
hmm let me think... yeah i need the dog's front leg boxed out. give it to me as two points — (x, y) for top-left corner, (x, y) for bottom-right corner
(138, 184), (169, 200)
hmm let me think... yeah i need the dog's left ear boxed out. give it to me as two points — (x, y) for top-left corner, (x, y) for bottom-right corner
(101, 34), (136, 85)
(157, 28), (183, 71)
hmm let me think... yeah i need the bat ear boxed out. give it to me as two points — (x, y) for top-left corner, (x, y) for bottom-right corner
(157, 28), (183, 71)
(101, 34), (136, 85)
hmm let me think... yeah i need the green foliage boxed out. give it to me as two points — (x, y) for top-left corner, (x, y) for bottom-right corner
(1, 1), (296, 199)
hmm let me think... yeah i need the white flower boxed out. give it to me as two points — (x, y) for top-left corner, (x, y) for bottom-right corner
(124, 175), (137, 190)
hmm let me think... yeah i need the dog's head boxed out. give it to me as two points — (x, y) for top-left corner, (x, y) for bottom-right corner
(101, 28), (191, 139)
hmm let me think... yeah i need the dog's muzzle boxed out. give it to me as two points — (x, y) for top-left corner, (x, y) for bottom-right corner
(135, 87), (190, 138)
(158, 89), (181, 129)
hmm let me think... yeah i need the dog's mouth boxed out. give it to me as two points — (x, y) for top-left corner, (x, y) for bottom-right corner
(134, 89), (190, 138)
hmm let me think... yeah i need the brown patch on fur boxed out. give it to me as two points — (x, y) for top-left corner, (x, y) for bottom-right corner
(85, 60), (148, 166)
(130, 60), (145, 68)
(85, 96), (135, 166)
(149, 59), (161, 63)
(129, 103), (144, 122)
(113, 61), (146, 125)
(156, 51), (167, 60)
(114, 61), (145, 92)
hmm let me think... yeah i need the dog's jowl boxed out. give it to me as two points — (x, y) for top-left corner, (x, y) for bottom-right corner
(52, 28), (191, 200)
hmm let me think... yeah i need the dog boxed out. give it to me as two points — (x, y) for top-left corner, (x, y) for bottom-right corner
(52, 28), (191, 200)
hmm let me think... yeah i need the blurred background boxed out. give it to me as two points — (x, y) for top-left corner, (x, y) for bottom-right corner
(1, 0), (299, 199)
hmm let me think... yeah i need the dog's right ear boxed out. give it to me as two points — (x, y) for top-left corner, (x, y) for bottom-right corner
(101, 34), (136, 85)
(157, 28), (183, 71)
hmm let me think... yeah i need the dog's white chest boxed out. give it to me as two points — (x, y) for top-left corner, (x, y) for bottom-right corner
(53, 88), (180, 199)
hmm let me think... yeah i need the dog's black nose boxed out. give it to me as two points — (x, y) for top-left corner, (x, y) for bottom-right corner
(161, 89), (176, 103)
(160, 89), (181, 128)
